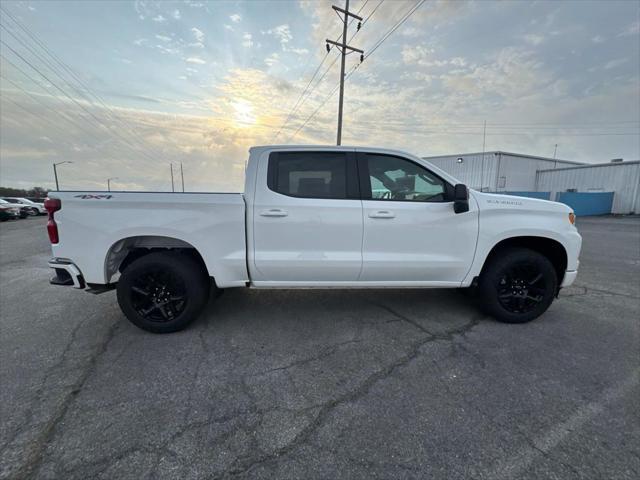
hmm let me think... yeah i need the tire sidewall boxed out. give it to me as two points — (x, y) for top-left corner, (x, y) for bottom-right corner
(117, 252), (209, 333)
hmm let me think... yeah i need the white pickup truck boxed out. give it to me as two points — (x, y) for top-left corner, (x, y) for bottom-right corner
(46, 146), (581, 333)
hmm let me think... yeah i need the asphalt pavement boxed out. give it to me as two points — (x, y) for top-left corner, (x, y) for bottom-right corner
(0, 215), (638, 479)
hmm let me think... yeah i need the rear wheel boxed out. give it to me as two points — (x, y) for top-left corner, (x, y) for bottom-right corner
(117, 251), (210, 333)
(478, 247), (557, 323)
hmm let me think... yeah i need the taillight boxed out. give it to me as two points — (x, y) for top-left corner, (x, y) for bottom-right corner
(44, 198), (61, 244)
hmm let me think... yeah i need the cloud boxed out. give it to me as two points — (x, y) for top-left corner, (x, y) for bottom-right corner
(618, 20), (639, 37)
(152, 14), (166, 23)
(191, 27), (205, 42)
(242, 33), (253, 48)
(264, 24), (293, 47)
(186, 56), (206, 64)
(172, 9), (181, 20)
(133, 38), (148, 46)
(399, 26), (422, 38)
(401, 45), (435, 66)
(230, 14), (241, 23)
(288, 47), (309, 55)
(224, 24), (234, 31)
(523, 33), (544, 46)
(264, 52), (279, 67)
(591, 35), (605, 44)
(603, 58), (628, 70)
(155, 34), (171, 42)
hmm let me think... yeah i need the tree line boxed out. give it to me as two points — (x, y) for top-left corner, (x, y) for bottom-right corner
(0, 186), (48, 199)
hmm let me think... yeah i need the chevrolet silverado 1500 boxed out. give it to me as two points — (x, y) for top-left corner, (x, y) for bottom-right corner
(46, 146), (581, 333)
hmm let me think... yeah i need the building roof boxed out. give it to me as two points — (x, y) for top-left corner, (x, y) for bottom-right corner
(422, 151), (583, 165)
(537, 159), (640, 173)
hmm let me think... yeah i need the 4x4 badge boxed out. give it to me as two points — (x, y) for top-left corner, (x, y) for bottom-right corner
(74, 194), (113, 199)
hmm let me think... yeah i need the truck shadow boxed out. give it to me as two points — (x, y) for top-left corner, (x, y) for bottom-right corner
(199, 287), (483, 340)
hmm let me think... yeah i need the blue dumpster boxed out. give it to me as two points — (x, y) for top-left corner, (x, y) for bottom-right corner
(555, 192), (614, 216)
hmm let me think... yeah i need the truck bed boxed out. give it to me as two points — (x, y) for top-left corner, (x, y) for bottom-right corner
(47, 191), (248, 287)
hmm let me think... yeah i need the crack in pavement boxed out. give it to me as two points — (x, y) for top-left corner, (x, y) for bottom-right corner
(13, 318), (122, 480)
(561, 284), (639, 300)
(246, 338), (362, 378)
(221, 313), (483, 479)
(370, 302), (436, 336)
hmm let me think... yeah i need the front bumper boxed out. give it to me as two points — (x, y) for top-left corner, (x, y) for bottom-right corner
(48, 258), (85, 289)
(561, 261), (579, 287)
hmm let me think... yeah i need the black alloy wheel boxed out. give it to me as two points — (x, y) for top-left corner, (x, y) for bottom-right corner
(130, 268), (188, 323)
(117, 251), (210, 333)
(478, 247), (557, 323)
(496, 263), (547, 314)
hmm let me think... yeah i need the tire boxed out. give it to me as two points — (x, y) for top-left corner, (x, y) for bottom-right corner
(29, 208), (38, 216)
(478, 247), (557, 324)
(117, 251), (210, 333)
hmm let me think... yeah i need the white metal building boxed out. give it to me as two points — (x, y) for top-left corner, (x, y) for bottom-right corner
(536, 161), (640, 215)
(423, 151), (582, 192)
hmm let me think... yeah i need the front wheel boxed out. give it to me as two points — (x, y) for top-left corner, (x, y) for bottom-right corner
(117, 251), (210, 333)
(478, 247), (557, 324)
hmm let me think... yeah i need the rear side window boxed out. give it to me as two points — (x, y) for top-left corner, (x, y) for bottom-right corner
(268, 152), (351, 199)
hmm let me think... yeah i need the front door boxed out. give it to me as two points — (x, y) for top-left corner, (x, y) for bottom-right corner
(252, 150), (363, 283)
(358, 152), (478, 284)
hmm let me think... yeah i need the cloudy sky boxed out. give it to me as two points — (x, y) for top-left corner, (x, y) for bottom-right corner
(0, 0), (638, 192)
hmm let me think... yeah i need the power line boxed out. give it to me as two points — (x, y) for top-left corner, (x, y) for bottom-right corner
(0, 71), (121, 145)
(1, 39), (169, 166)
(364, 0), (426, 60)
(273, 0), (375, 141)
(0, 7), (174, 164)
(286, 0), (421, 142)
(0, 75), (154, 168)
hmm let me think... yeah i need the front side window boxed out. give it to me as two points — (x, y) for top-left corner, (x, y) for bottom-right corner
(366, 154), (448, 202)
(269, 152), (348, 199)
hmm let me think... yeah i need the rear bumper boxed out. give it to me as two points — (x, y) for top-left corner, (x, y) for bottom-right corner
(48, 258), (85, 289)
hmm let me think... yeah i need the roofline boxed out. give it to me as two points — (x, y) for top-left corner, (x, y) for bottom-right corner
(422, 151), (583, 165)
(537, 160), (640, 173)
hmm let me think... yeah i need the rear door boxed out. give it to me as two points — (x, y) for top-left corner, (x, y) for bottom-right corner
(358, 152), (478, 284)
(252, 150), (363, 283)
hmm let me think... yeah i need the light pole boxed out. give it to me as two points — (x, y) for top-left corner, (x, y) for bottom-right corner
(52, 161), (73, 191)
(107, 177), (118, 192)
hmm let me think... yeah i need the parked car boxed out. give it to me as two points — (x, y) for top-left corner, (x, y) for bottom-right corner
(45, 145), (582, 333)
(0, 200), (21, 221)
(1, 197), (46, 215)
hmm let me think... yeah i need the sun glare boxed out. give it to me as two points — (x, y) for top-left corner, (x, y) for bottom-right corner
(232, 100), (257, 127)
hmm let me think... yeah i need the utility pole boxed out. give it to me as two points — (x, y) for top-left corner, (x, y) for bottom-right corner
(326, 0), (363, 145)
(107, 177), (118, 192)
(170, 163), (175, 192)
(481, 120), (487, 191)
(553, 144), (558, 169)
(180, 162), (185, 192)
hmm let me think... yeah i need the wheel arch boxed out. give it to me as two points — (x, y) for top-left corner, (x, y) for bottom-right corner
(479, 236), (568, 285)
(104, 235), (210, 283)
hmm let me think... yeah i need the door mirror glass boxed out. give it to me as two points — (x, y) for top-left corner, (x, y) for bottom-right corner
(453, 184), (469, 213)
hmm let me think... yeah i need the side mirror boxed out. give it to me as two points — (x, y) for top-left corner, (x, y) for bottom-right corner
(453, 184), (469, 214)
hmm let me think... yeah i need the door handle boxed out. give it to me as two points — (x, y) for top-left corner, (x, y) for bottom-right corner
(369, 210), (395, 219)
(260, 208), (288, 217)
